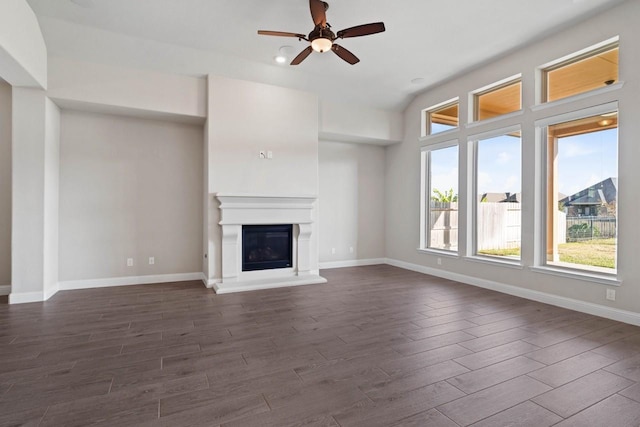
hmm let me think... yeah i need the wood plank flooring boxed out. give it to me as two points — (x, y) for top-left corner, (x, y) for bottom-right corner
(2, 265), (640, 426)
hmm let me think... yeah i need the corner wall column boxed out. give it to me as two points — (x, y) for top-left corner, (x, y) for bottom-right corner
(10, 88), (60, 303)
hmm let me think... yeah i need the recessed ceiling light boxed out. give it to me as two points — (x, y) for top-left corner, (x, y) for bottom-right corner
(70, 0), (95, 8)
(274, 46), (293, 64)
(411, 78), (425, 85)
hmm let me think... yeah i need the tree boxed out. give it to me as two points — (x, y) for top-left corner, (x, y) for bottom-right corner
(432, 188), (458, 203)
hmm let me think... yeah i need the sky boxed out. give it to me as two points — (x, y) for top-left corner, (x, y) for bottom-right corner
(430, 145), (459, 196)
(557, 128), (618, 196)
(429, 128), (618, 198)
(476, 134), (521, 195)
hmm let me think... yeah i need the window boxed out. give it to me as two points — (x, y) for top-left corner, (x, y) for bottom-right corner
(543, 44), (618, 103)
(425, 101), (459, 136)
(474, 79), (521, 121)
(423, 143), (459, 251)
(544, 110), (618, 273)
(473, 130), (522, 260)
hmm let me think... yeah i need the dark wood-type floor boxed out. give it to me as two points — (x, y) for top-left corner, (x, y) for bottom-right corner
(3, 266), (640, 426)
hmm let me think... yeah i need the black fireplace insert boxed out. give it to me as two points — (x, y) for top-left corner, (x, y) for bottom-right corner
(242, 224), (293, 271)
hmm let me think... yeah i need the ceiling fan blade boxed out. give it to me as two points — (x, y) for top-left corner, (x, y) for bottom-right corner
(337, 22), (386, 39)
(291, 46), (313, 65)
(331, 44), (360, 65)
(309, 0), (327, 27)
(258, 30), (307, 39)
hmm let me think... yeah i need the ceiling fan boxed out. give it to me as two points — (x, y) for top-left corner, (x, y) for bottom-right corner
(258, 0), (386, 65)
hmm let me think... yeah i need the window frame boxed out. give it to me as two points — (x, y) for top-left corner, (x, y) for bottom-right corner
(416, 37), (623, 286)
(421, 97), (460, 138)
(467, 125), (523, 265)
(470, 75), (522, 123)
(534, 101), (619, 279)
(420, 140), (460, 253)
(537, 37), (619, 105)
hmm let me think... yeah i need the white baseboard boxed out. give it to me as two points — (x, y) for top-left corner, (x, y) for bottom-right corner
(9, 291), (45, 304)
(200, 273), (219, 289)
(319, 258), (386, 270)
(8, 273), (204, 304)
(57, 272), (204, 291)
(9, 285), (59, 304)
(44, 283), (59, 301)
(0, 285), (10, 296)
(385, 258), (640, 327)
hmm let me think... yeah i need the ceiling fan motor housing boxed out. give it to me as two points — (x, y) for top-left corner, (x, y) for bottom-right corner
(310, 27), (335, 41)
(309, 26), (335, 52)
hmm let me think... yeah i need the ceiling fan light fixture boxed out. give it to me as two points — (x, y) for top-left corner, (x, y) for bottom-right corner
(257, 1), (385, 65)
(311, 37), (333, 53)
(274, 55), (287, 64)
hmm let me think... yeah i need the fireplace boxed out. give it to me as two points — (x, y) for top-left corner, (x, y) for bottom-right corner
(242, 224), (293, 271)
(214, 193), (327, 294)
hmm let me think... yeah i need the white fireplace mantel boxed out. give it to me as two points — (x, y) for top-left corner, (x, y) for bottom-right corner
(214, 193), (326, 294)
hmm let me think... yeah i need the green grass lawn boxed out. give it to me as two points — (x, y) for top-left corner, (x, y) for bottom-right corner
(478, 247), (521, 257)
(478, 238), (616, 269)
(558, 238), (616, 269)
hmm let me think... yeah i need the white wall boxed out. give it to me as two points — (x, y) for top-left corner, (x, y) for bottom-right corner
(319, 141), (386, 265)
(58, 111), (203, 282)
(386, 0), (640, 313)
(205, 75), (320, 282)
(0, 0), (47, 88)
(207, 75), (319, 195)
(43, 99), (60, 297)
(0, 80), (11, 288)
(202, 118), (210, 279)
(47, 57), (207, 121)
(319, 101), (403, 145)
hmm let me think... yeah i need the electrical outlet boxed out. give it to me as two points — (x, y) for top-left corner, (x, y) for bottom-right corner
(606, 288), (616, 301)
(267, 151), (273, 159)
(149, 257), (155, 265)
(127, 258), (134, 267)
(437, 257), (442, 265)
(331, 248), (336, 255)
(349, 247), (354, 253)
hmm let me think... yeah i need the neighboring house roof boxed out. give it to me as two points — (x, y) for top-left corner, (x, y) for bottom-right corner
(479, 192), (521, 203)
(560, 177), (617, 207)
(504, 193), (521, 203)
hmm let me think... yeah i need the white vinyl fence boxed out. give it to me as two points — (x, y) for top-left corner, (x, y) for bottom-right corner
(430, 202), (522, 251)
(429, 202), (459, 250)
(429, 203), (573, 250)
(477, 202), (521, 250)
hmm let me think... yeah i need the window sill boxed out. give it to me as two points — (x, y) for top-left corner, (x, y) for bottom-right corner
(417, 248), (459, 258)
(419, 128), (460, 142)
(463, 256), (524, 270)
(530, 82), (624, 112)
(464, 110), (524, 130)
(529, 265), (621, 286)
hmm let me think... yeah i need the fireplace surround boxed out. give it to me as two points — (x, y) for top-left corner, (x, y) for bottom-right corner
(214, 193), (327, 293)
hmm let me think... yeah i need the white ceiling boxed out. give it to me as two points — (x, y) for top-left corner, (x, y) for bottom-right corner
(26, 0), (626, 111)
